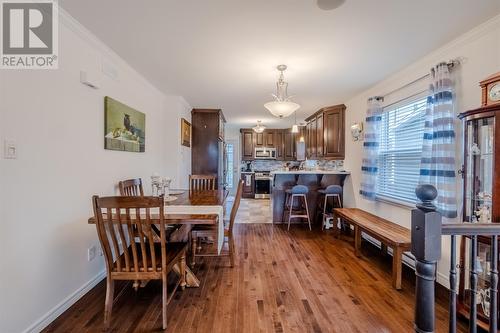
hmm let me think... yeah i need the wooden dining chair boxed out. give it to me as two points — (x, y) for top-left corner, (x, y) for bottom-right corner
(118, 178), (144, 196)
(92, 195), (187, 330)
(190, 179), (243, 267)
(189, 174), (216, 191)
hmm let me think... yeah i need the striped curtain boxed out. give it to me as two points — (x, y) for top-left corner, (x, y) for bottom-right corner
(419, 62), (457, 218)
(359, 96), (384, 200)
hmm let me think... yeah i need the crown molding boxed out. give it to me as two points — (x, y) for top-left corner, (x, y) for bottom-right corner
(57, 6), (166, 98)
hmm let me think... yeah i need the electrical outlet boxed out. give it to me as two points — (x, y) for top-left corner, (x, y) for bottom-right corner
(88, 245), (97, 261)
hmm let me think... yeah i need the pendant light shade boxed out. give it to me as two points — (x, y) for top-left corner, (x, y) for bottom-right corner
(264, 101), (300, 118)
(265, 65), (300, 118)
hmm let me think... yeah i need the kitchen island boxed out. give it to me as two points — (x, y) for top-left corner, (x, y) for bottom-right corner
(271, 170), (350, 224)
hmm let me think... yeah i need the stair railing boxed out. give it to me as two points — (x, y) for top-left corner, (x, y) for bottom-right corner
(412, 184), (500, 333)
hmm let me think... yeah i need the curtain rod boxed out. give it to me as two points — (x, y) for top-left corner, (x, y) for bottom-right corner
(380, 59), (460, 99)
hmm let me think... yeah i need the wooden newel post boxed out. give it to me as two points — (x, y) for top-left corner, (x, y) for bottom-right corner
(411, 184), (442, 333)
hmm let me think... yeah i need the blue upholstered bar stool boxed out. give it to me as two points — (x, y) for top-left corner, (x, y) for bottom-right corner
(318, 185), (343, 230)
(284, 185), (311, 231)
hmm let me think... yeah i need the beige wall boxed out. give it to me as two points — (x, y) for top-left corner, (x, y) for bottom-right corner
(343, 14), (500, 287)
(0, 10), (191, 333)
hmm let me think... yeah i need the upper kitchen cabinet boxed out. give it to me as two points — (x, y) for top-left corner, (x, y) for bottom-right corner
(283, 131), (295, 160)
(275, 130), (284, 160)
(240, 128), (292, 161)
(265, 131), (276, 147)
(305, 104), (345, 160)
(323, 105), (345, 159)
(255, 132), (264, 146)
(241, 129), (254, 160)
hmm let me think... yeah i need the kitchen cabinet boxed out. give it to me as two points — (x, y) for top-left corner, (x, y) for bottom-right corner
(241, 130), (254, 160)
(265, 131), (275, 147)
(241, 172), (255, 198)
(275, 130), (284, 160)
(309, 118), (317, 158)
(191, 108), (226, 188)
(305, 104), (345, 160)
(323, 105), (345, 159)
(283, 131), (295, 160)
(255, 132), (264, 146)
(316, 112), (324, 157)
(239, 128), (294, 161)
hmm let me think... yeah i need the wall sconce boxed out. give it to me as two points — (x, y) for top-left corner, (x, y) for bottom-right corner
(350, 122), (363, 141)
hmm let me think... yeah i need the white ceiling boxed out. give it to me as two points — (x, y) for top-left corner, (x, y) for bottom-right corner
(61, 0), (500, 128)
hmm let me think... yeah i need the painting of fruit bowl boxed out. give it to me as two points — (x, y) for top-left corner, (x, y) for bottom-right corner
(104, 96), (146, 152)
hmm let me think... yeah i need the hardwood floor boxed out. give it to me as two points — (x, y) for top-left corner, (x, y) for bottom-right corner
(43, 224), (466, 332)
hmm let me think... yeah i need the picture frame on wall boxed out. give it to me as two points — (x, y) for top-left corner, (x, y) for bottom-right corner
(181, 118), (191, 147)
(104, 96), (146, 152)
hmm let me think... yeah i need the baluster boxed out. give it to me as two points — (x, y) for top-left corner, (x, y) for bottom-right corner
(450, 235), (457, 333)
(470, 235), (478, 333)
(490, 235), (498, 333)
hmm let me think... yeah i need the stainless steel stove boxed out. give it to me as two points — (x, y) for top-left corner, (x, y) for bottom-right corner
(254, 171), (273, 199)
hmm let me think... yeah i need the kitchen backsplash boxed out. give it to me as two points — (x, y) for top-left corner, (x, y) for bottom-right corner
(242, 160), (344, 171)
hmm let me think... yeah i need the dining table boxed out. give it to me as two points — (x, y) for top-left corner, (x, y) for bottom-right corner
(88, 188), (229, 288)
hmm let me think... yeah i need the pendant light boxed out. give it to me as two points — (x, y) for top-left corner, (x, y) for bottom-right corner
(264, 65), (300, 118)
(252, 120), (266, 133)
(291, 111), (299, 133)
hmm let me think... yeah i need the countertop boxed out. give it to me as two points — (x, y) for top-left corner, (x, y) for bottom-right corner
(271, 170), (350, 175)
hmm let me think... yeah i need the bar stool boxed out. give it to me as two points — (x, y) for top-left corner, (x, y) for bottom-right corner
(318, 185), (343, 230)
(284, 185), (311, 231)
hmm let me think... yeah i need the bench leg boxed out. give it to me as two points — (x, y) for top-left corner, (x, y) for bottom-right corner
(354, 226), (362, 258)
(392, 246), (403, 290)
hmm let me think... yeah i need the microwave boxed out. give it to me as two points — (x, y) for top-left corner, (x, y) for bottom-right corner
(255, 147), (276, 159)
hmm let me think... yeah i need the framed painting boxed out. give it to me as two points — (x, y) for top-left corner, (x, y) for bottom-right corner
(181, 118), (191, 147)
(104, 96), (146, 152)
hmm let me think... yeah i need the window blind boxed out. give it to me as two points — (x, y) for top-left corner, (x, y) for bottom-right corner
(376, 96), (427, 204)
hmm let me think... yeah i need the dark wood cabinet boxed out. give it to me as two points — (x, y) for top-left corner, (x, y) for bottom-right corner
(283, 131), (295, 160)
(275, 130), (284, 160)
(265, 131), (275, 147)
(241, 172), (255, 198)
(323, 105), (345, 159)
(240, 128), (294, 161)
(316, 112), (324, 157)
(305, 104), (345, 160)
(255, 132), (264, 146)
(191, 109), (226, 188)
(309, 118), (317, 158)
(241, 130), (254, 161)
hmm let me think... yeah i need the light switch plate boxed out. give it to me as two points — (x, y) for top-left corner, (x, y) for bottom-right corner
(4, 140), (17, 159)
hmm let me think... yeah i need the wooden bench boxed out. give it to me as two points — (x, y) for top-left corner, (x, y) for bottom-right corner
(333, 208), (411, 290)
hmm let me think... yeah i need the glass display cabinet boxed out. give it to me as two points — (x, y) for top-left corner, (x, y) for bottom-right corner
(458, 103), (500, 330)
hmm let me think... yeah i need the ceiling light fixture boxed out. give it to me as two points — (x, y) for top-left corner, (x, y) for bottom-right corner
(253, 120), (266, 133)
(316, 0), (346, 11)
(264, 65), (300, 118)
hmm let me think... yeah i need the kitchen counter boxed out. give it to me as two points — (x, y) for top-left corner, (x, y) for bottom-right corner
(271, 170), (350, 175)
(271, 171), (350, 224)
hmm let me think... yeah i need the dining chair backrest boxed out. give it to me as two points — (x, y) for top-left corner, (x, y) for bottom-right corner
(189, 174), (216, 191)
(118, 178), (144, 197)
(92, 195), (166, 276)
(227, 180), (244, 235)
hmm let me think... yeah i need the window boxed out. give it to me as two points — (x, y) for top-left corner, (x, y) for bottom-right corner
(226, 143), (234, 189)
(376, 96), (427, 204)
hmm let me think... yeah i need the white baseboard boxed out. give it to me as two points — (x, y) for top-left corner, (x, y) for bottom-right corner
(22, 270), (106, 333)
